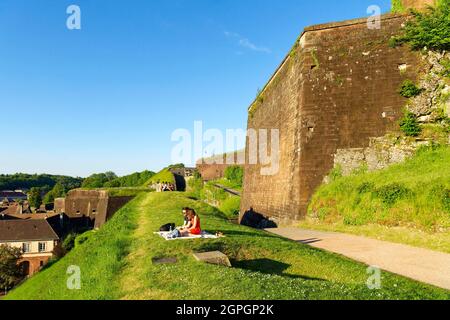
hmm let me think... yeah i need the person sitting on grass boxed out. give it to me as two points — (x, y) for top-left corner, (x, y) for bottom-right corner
(178, 207), (191, 231)
(180, 208), (202, 236)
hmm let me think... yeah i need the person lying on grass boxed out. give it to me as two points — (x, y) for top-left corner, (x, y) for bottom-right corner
(180, 208), (202, 236)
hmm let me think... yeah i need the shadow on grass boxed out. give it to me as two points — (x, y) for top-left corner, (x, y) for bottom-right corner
(232, 258), (325, 281)
(203, 229), (282, 239)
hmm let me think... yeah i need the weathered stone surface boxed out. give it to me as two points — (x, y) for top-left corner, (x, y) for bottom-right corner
(401, 0), (436, 11)
(241, 14), (424, 222)
(152, 257), (178, 265)
(408, 51), (450, 119)
(193, 251), (232, 267)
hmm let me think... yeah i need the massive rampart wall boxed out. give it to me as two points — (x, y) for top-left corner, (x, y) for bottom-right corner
(241, 14), (424, 223)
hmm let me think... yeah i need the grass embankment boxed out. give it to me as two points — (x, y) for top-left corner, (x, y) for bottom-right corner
(144, 168), (175, 185)
(6, 192), (449, 300)
(188, 179), (241, 219)
(306, 145), (450, 253)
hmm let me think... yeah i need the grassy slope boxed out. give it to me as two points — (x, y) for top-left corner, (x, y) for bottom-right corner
(306, 146), (450, 253)
(144, 168), (175, 185)
(6, 193), (449, 300)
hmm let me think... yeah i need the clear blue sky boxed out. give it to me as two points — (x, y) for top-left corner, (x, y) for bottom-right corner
(0, 0), (391, 177)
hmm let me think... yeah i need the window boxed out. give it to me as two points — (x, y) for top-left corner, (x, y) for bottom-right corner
(38, 242), (46, 253)
(22, 243), (31, 253)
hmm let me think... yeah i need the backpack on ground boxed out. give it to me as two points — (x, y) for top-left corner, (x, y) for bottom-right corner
(160, 223), (176, 232)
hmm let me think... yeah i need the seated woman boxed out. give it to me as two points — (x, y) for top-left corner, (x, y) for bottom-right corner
(178, 207), (191, 231)
(180, 208), (201, 236)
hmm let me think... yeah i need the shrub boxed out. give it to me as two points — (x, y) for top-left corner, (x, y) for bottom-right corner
(224, 165), (244, 187)
(441, 58), (450, 78)
(400, 111), (422, 136)
(391, 0), (450, 51)
(219, 196), (241, 218)
(187, 175), (204, 199)
(357, 182), (375, 195)
(399, 80), (422, 98)
(374, 183), (411, 206)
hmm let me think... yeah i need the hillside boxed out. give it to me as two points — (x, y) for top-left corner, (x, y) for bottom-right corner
(144, 167), (177, 186)
(306, 145), (450, 252)
(5, 192), (449, 300)
(0, 174), (82, 191)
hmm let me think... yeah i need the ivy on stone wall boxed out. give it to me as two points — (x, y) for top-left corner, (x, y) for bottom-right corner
(391, 0), (450, 51)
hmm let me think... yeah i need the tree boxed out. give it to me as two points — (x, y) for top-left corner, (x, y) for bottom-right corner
(224, 166), (244, 187)
(0, 245), (23, 292)
(43, 182), (66, 204)
(81, 172), (118, 189)
(28, 187), (42, 209)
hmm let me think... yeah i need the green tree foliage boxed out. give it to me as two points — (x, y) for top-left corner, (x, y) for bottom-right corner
(224, 166), (244, 187)
(82, 171), (156, 189)
(0, 173), (82, 191)
(43, 183), (66, 204)
(400, 111), (422, 136)
(81, 172), (118, 189)
(28, 187), (43, 209)
(392, 0), (450, 50)
(0, 245), (23, 291)
(103, 171), (155, 188)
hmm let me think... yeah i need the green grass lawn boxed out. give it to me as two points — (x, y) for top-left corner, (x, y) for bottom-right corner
(307, 145), (450, 252)
(5, 192), (449, 300)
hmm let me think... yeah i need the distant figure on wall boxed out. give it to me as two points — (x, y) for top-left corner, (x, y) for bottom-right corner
(240, 207), (277, 229)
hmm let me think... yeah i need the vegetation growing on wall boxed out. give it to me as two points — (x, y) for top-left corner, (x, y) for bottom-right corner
(391, 0), (450, 50)
(399, 79), (423, 98)
(399, 110), (423, 136)
(391, 0), (406, 13)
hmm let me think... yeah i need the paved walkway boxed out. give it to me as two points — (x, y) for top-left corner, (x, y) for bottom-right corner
(268, 227), (450, 290)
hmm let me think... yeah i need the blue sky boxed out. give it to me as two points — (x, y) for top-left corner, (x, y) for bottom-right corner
(0, 0), (391, 177)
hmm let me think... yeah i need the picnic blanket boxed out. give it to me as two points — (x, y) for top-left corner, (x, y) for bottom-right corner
(154, 231), (219, 241)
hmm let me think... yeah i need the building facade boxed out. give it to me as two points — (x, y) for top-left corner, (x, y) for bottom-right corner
(0, 220), (59, 275)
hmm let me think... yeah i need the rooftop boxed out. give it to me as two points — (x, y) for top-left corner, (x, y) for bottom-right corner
(0, 219), (59, 242)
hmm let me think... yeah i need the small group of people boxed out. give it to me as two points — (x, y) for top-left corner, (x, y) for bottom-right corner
(156, 182), (176, 192)
(177, 207), (202, 236)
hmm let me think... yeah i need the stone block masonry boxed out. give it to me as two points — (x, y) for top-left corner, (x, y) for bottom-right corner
(241, 14), (425, 224)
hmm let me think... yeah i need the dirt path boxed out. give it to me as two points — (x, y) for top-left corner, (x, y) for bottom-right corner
(268, 227), (450, 290)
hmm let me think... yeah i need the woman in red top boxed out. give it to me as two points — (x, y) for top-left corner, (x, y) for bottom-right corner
(181, 209), (201, 236)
